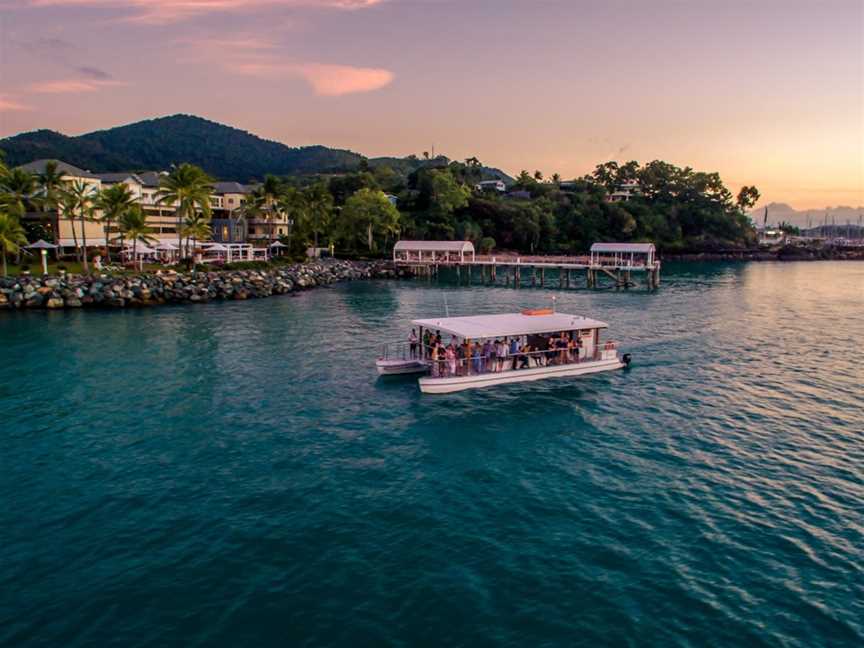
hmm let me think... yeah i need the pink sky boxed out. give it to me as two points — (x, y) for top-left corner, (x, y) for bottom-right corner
(0, 0), (861, 209)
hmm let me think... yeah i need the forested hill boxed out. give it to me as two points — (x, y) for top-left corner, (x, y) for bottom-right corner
(0, 114), (512, 183)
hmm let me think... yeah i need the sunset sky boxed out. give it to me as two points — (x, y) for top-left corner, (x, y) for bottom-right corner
(0, 0), (861, 209)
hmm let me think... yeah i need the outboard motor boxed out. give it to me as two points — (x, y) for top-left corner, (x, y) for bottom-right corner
(622, 353), (632, 367)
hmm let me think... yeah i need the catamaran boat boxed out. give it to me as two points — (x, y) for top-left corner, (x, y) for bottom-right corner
(376, 308), (630, 393)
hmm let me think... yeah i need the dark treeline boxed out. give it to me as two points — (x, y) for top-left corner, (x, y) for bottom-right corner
(291, 157), (760, 256)
(1, 146), (762, 271)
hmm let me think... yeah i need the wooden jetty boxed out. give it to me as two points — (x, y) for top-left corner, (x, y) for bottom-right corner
(392, 241), (661, 290)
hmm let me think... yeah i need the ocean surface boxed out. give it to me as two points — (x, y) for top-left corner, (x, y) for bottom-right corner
(1, 261), (862, 647)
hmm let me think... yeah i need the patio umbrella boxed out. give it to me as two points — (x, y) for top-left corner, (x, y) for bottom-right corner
(25, 240), (58, 274)
(269, 241), (287, 247)
(26, 239), (58, 249)
(205, 243), (229, 252)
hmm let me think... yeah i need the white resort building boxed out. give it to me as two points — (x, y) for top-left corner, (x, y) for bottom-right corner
(15, 159), (281, 252)
(606, 180), (641, 203)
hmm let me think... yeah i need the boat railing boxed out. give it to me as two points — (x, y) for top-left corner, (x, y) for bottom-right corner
(379, 341), (443, 361)
(422, 345), (618, 378)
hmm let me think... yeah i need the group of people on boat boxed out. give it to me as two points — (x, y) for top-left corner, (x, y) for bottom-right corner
(408, 328), (588, 378)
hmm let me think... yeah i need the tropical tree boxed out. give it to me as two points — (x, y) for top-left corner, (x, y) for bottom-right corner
(59, 180), (97, 272)
(35, 161), (65, 247)
(238, 191), (264, 243)
(338, 188), (400, 253)
(0, 211), (27, 277)
(95, 183), (136, 262)
(0, 168), (36, 218)
(155, 163), (213, 257)
(303, 181), (334, 249)
(275, 186), (308, 253)
(736, 185), (761, 211)
(119, 205), (155, 271)
(258, 174), (285, 247)
(181, 213), (212, 252)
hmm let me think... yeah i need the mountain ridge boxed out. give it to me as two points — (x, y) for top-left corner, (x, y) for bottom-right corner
(0, 114), (513, 184)
(748, 202), (863, 228)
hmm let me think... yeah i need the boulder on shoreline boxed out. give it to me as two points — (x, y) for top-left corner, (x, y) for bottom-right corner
(0, 260), (404, 311)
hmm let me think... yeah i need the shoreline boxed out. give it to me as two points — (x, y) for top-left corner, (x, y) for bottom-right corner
(661, 246), (864, 263)
(2, 252), (861, 311)
(0, 260), (402, 311)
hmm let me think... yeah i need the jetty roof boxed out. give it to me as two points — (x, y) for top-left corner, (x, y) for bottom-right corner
(590, 242), (655, 253)
(394, 240), (474, 252)
(411, 311), (608, 339)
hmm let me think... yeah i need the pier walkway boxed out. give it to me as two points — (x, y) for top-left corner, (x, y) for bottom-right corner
(393, 242), (661, 290)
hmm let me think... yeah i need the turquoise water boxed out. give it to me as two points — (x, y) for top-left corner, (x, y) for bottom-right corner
(1, 262), (862, 647)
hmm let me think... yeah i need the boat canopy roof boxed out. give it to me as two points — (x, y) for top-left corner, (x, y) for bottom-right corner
(411, 311), (608, 339)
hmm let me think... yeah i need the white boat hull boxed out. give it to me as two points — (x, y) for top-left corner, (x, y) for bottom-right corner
(418, 357), (625, 393)
(376, 359), (429, 376)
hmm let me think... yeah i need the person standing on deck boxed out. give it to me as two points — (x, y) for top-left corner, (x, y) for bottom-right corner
(446, 343), (456, 376)
(510, 337), (520, 370)
(430, 342), (440, 377)
(546, 336), (556, 366)
(422, 329), (431, 358)
(409, 329), (418, 358)
(472, 344), (482, 374)
(482, 339), (492, 373)
(499, 338), (509, 371)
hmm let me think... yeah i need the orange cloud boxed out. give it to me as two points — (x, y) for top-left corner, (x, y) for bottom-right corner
(182, 35), (394, 96)
(0, 96), (32, 112)
(29, 79), (126, 93)
(23, 0), (386, 23)
(296, 63), (393, 96)
(226, 60), (394, 95)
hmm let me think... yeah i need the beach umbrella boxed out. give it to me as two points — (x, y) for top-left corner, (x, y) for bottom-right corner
(26, 239), (58, 275)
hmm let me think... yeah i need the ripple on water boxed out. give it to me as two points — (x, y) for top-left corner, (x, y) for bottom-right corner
(1, 262), (863, 647)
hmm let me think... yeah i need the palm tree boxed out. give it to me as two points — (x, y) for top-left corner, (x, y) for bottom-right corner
(0, 168), (36, 219)
(57, 190), (80, 264)
(60, 180), (97, 273)
(0, 212), (27, 277)
(155, 164), (213, 258)
(119, 205), (155, 272)
(303, 182), (333, 249)
(180, 213), (212, 254)
(238, 191), (264, 243)
(276, 186), (306, 253)
(35, 161), (65, 248)
(258, 175), (285, 247)
(95, 184), (136, 263)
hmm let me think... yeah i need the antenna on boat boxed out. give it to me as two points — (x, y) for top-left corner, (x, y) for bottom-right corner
(443, 293), (450, 317)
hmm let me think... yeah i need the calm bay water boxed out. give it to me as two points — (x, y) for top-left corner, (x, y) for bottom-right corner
(1, 262), (862, 647)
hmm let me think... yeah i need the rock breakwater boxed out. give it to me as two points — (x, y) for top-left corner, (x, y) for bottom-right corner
(0, 260), (401, 310)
